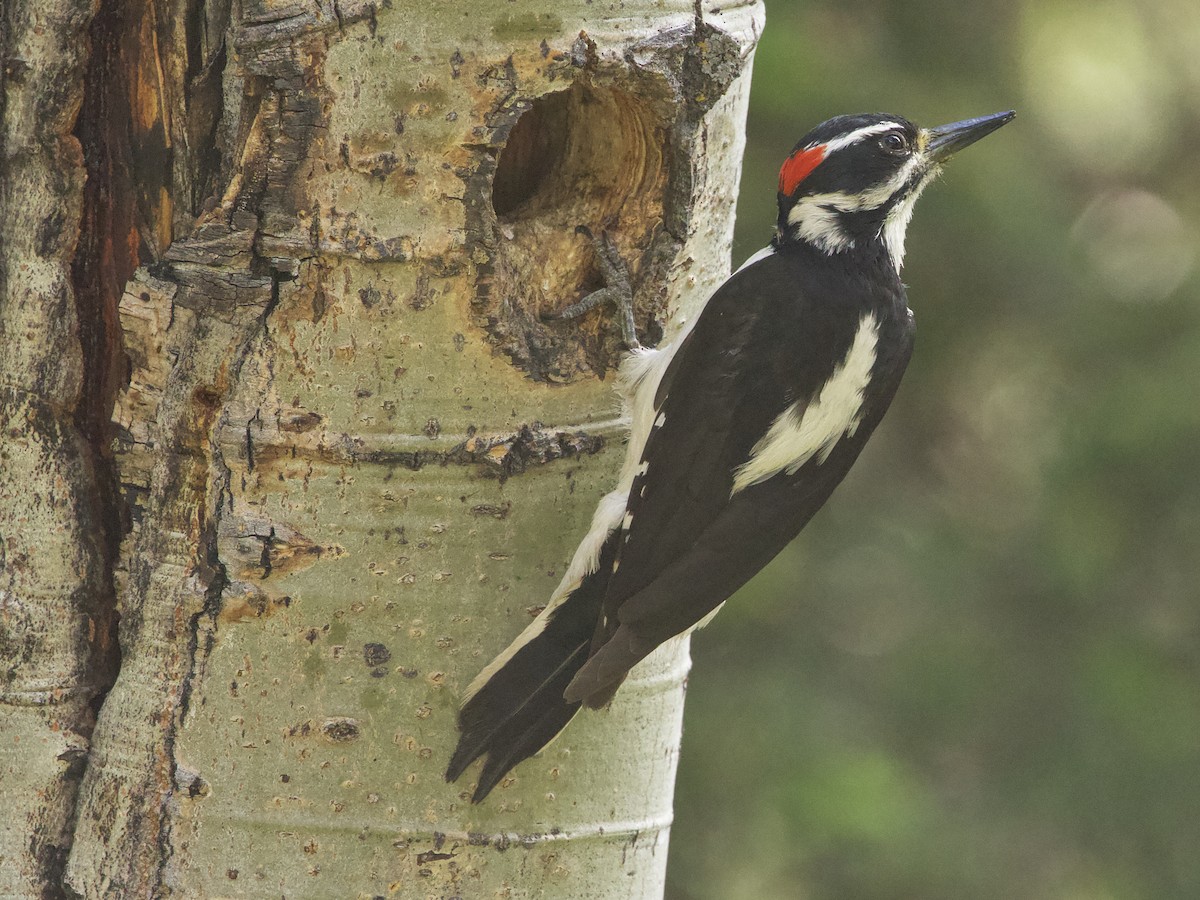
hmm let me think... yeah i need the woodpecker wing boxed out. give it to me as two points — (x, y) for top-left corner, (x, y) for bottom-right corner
(565, 244), (915, 704)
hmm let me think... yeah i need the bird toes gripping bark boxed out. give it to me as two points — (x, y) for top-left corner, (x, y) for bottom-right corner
(542, 225), (640, 349)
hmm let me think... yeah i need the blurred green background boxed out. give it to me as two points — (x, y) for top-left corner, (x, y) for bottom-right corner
(666, 1), (1200, 898)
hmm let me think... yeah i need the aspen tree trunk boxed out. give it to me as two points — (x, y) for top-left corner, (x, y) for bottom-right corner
(1, 0), (763, 896)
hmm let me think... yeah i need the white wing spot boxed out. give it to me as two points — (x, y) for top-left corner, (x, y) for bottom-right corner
(731, 313), (880, 494)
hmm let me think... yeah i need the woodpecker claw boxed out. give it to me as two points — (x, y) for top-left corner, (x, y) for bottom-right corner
(543, 226), (640, 349)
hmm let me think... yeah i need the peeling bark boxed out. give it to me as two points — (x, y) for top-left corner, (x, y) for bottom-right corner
(3, 0), (762, 896)
(0, 0), (115, 894)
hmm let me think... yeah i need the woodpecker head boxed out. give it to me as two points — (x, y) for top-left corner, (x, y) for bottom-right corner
(776, 110), (1015, 269)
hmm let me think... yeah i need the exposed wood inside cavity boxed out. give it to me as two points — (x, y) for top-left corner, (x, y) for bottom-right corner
(478, 81), (673, 381)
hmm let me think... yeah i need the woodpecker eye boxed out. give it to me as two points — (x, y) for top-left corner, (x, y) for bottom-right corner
(881, 132), (909, 154)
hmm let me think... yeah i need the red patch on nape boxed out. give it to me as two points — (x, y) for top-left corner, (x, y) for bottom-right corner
(778, 144), (827, 196)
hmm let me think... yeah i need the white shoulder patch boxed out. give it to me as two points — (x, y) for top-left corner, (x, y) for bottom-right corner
(734, 245), (776, 274)
(731, 313), (880, 494)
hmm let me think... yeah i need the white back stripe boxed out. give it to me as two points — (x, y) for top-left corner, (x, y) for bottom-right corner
(731, 313), (880, 494)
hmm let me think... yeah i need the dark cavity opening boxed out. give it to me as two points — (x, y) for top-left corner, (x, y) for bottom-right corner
(491, 91), (570, 218)
(480, 81), (671, 381)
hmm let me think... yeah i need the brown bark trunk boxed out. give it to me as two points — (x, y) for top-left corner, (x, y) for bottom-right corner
(0, 0), (116, 893)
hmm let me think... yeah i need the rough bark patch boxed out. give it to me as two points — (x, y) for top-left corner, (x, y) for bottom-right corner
(459, 22), (731, 384)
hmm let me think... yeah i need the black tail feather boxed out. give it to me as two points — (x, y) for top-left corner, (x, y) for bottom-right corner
(447, 534), (620, 801)
(446, 633), (588, 791)
(469, 649), (586, 801)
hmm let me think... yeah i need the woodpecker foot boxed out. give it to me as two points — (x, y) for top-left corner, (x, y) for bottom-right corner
(544, 226), (640, 349)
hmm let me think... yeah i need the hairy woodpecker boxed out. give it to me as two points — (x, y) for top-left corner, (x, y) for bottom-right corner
(447, 110), (1014, 802)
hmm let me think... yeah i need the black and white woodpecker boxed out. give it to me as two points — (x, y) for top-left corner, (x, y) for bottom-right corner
(447, 109), (1015, 801)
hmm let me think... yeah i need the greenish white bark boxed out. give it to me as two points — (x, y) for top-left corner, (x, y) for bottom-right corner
(2, 0), (762, 896)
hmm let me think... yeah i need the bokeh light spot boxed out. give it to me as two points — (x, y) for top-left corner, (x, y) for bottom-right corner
(1071, 189), (1196, 303)
(1021, 1), (1174, 173)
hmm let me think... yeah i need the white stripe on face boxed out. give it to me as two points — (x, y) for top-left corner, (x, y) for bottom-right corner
(814, 121), (904, 155)
(786, 194), (859, 253)
(785, 155), (927, 256)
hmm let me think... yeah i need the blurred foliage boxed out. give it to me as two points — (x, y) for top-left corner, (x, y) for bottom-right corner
(666, 1), (1200, 898)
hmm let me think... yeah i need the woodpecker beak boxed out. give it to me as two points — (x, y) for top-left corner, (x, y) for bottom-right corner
(925, 110), (1015, 162)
